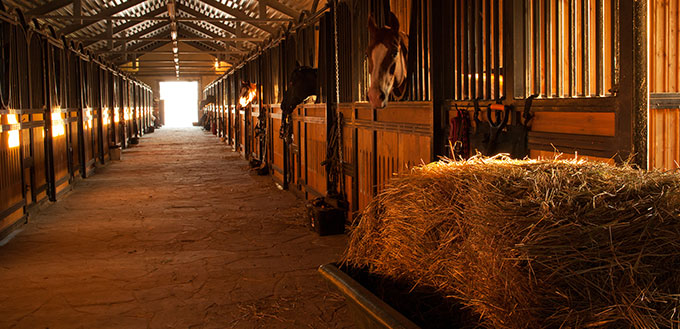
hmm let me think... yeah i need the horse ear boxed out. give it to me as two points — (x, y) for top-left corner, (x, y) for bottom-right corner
(388, 12), (400, 32)
(295, 60), (301, 68)
(368, 14), (378, 39)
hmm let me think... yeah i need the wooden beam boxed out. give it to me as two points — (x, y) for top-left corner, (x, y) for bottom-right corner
(98, 50), (246, 55)
(26, 0), (71, 16)
(197, 0), (275, 35)
(72, 0), (81, 24)
(176, 3), (262, 47)
(180, 21), (248, 51)
(58, 0), (146, 36)
(78, 36), (261, 42)
(106, 19), (112, 50)
(82, 7), (167, 48)
(259, 0), (267, 19)
(262, 0), (298, 19)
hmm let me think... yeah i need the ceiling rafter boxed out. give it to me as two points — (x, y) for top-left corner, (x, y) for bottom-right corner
(179, 20), (247, 51)
(260, 0), (297, 19)
(26, 0), (72, 16)
(82, 6), (167, 48)
(196, 0), (275, 35)
(59, 0), (146, 35)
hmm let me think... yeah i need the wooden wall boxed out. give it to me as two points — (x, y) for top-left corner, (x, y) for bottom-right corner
(649, 0), (680, 170)
(0, 13), (153, 238)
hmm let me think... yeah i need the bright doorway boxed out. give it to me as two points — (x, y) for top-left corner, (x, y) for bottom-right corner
(159, 81), (198, 127)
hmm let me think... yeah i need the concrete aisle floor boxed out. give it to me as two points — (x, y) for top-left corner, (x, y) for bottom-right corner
(0, 128), (354, 329)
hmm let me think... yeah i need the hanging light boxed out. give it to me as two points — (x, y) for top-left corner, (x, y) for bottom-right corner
(214, 59), (219, 69)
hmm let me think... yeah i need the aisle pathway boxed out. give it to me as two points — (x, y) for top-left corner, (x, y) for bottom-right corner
(0, 128), (353, 329)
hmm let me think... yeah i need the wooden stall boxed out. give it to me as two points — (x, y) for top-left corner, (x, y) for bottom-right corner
(0, 7), (152, 239)
(649, 0), (680, 170)
(201, 0), (658, 221)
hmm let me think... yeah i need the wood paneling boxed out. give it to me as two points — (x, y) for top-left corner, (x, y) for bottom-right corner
(341, 101), (433, 215)
(531, 111), (615, 136)
(651, 0), (680, 93)
(650, 108), (680, 170)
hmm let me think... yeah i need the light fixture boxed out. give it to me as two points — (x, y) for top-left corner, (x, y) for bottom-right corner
(214, 59), (219, 69)
(174, 57), (179, 64)
(172, 47), (178, 54)
(171, 31), (177, 40)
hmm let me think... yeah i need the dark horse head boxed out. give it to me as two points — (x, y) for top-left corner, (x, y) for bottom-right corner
(279, 62), (318, 141)
(366, 12), (408, 109)
(238, 80), (257, 107)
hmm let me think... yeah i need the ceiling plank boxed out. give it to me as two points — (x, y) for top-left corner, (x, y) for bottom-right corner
(262, 0), (298, 19)
(82, 7), (167, 48)
(176, 3), (237, 36)
(180, 21), (248, 51)
(26, 0), (72, 16)
(59, 0), (146, 36)
(197, 0), (275, 35)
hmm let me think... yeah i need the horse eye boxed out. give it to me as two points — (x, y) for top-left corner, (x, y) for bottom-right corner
(391, 50), (398, 58)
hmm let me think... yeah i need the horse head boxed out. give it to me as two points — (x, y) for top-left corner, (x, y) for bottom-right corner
(279, 62), (318, 142)
(239, 81), (257, 107)
(281, 61), (318, 115)
(366, 12), (408, 109)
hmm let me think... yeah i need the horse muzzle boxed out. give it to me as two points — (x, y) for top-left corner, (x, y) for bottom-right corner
(368, 87), (387, 109)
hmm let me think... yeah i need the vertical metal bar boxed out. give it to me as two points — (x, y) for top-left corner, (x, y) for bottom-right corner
(611, 0), (619, 94)
(455, 0), (462, 100)
(476, 0), (484, 99)
(468, 0), (476, 99)
(485, 0), (492, 99)
(582, 0), (590, 96)
(569, 0), (576, 96)
(493, 0), (500, 100)
(42, 38), (56, 201)
(595, 0), (604, 95)
(534, 0), (541, 96)
(556, 0), (563, 97)
(545, 0), (552, 97)
(463, 0), (469, 99)
(525, 0), (532, 97)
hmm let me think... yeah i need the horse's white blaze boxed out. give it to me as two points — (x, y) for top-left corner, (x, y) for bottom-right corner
(370, 43), (389, 90)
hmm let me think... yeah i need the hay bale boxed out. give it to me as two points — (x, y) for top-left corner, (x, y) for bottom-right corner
(342, 156), (680, 329)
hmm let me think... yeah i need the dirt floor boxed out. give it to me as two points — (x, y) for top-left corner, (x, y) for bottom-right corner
(0, 128), (354, 329)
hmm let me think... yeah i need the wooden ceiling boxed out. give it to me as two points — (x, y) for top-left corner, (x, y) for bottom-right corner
(7, 0), (324, 76)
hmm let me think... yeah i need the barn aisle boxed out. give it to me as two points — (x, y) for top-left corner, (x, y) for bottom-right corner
(0, 128), (353, 329)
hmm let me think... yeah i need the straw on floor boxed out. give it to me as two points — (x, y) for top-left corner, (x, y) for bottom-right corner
(342, 155), (680, 329)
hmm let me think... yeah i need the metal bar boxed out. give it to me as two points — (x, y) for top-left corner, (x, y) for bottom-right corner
(534, 0), (541, 96)
(463, 0), (469, 99)
(474, 0), (481, 99)
(455, 0), (462, 100)
(595, 0), (604, 95)
(485, 0), (491, 99)
(582, 0), (590, 96)
(569, 0), (576, 96)
(525, 0), (532, 97)
(611, 0), (619, 94)
(545, 0), (551, 97)
(556, 0), (563, 97)
(468, 0), (475, 99)
(493, 0), (500, 100)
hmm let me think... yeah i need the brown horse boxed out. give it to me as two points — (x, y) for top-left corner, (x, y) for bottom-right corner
(366, 12), (408, 109)
(238, 81), (257, 107)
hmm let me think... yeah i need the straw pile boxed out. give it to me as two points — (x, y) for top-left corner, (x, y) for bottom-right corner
(342, 156), (680, 329)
